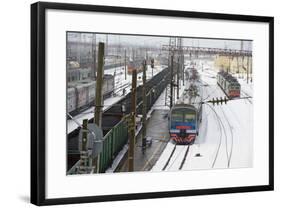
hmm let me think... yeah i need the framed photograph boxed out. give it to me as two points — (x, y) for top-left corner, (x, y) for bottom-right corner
(31, 2), (274, 206)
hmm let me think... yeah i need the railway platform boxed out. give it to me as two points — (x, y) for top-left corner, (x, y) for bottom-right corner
(120, 109), (170, 172)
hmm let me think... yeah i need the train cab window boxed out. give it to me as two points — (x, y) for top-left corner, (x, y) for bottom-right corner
(184, 113), (196, 123)
(171, 110), (184, 122)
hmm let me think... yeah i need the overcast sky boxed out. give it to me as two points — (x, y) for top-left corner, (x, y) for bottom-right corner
(67, 32), (252, 51)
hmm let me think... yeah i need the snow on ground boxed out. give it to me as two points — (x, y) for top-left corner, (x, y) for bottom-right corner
(152, 61), (253, 172)
(151, 89), (170, 111)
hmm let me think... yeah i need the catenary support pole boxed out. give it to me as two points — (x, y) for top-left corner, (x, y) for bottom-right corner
(177, 57), (180, 99)
(93, 42), (104, 173)
(247, 55), (250, 84)
(170, 54), (174, 109)
(128, 69), (137, 172)
(124, 49), (127, 80)
(142, 58), (147, 153)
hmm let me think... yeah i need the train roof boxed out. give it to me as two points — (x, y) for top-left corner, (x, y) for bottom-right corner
(218, 70), (240, 84)
(171, 103), (198, 112)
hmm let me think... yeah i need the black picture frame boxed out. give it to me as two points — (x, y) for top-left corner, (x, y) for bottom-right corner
(31, 1), (274, 206)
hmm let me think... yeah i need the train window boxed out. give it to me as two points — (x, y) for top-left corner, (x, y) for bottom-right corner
(184, 113), (196, 123)
(171, 110), (184, 122)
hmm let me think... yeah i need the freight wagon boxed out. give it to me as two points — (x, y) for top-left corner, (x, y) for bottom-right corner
(67, 74), (115, 115)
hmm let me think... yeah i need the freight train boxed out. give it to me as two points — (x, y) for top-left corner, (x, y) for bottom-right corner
(217, 70), (241, 98)
(67, 67), (170, 173)
(67, 74), (114, 115)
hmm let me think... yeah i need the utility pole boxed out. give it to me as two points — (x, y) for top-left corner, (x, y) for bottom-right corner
(177, 37), (184, 86)
(151, 58), (154, 77)
(93, 42), (104, 173)
(78, 33), (82, 65)
(170, 54), (174, 108)
(128, 69), (137, 172)
(250, 56), (252, 82)
(142, 58), (147, 154)
(182, 60), (185, 85)
(236, 56), (239, 75)
(106, 34), (108, 56)
(91, 33), (96, 79)
(247, 55), (250, 84)
(177, 56), (180, 99)
(124, 49), (127, 80)
(181, 47), (185, 86)
(240, 40), (243, 78)
(228, 56), (231, 73)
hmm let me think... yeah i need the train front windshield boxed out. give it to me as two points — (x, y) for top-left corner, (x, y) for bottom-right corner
(171, 110), (184, 122)
(170, 108), (197, 130)
(184, 114), (196, 123)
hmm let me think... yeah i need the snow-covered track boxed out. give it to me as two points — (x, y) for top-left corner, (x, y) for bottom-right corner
(220, 106), (234, 167)
(206, 104), (224, 168)
(240, 90), (252, 104)
(166, 145), (189, 171)
(179, 145), (190, 170)
(162, 144), (177, 171)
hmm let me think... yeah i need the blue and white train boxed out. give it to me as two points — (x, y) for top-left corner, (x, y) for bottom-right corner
(169, 73), (203, 145)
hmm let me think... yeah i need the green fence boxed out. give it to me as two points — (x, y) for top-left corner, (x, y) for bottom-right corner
(99, 118), (128, 172)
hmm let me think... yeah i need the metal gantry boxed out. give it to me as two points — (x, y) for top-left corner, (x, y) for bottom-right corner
(161, 45), (252, 57)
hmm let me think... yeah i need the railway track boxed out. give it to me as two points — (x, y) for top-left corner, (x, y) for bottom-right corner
(114, 82), (130, 94)
(179, 145), (190, 170)
(240, 90), (252, 104)
(162, 144), (177, 171)
(167, 146), (188, 170)
(162, 144), (192, 171)
(207, 83), (239, 168)
(207, 103), (235, 168)
(202, 84), (220, 102)
(220, 106), (234, 167)
(206, 104), (224, 168)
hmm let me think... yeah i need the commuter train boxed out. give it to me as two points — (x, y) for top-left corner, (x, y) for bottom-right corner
(217, 70), (241, 98)
(67, 74), (114, 115)
(169, 81), (202, 145)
